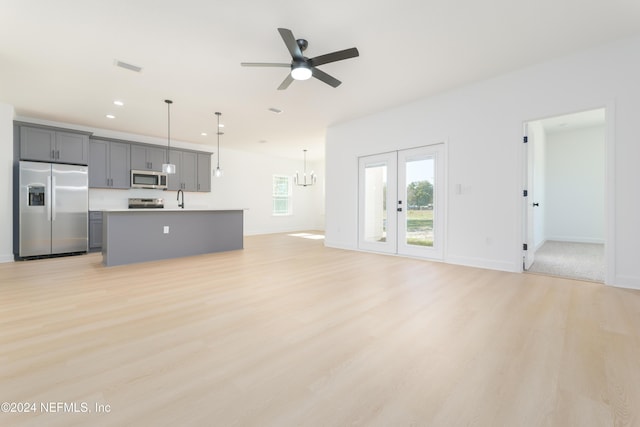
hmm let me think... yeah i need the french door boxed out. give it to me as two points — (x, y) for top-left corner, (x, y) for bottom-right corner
(358, 144), (445, 259)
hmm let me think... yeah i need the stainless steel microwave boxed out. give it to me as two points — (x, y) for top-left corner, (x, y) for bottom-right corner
(131, 170), (168, 189)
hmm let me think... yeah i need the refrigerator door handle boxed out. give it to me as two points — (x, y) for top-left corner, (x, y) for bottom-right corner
(51, 176), (56, 221)
(46, 175), (52, 221)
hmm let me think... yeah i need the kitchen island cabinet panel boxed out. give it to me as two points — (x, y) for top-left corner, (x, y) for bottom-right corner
(102, 210), (243, 266)
(89, 211), (103, 251)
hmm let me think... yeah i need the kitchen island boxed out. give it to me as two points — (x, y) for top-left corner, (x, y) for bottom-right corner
(101, 209), (243, 266)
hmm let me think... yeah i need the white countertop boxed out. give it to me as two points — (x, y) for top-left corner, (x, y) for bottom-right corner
(101, 208), (247, 212)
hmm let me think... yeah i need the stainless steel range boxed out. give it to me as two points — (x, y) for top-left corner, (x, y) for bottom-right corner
(128, 198), (164, 209)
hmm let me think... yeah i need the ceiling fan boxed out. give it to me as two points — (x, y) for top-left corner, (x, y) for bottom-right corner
(241, 28), (359, 90)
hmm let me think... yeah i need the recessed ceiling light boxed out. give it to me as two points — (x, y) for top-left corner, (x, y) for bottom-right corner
(106, 114), (116, 119)
(268, 107), (283, 114)
(201, 132), (208, 136)
(113, 100), (124, 106)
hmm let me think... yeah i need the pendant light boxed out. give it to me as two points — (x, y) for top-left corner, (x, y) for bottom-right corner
(162, 99), (176, 174)
(293, 149), (316, 187)
(214, 112), (223, 177)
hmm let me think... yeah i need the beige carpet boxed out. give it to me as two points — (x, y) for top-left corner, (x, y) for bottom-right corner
(527, 240), (604, 283)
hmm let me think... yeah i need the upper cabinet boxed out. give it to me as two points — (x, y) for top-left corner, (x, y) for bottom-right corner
(167, 149), (198, 192)
(197, 153), (211, 192)
(18, 124), (90, 165)
(130, 144), (166, 172)
(16, 121), (212, 192)
(89, 138), (131, 189)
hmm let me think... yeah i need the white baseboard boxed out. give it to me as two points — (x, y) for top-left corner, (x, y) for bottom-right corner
(323, 240), (358, 251)
(445, 255), (520, 273)
(244, 225), (325, 236)
(611, 274), (640, 290)
(0, 254), (14, 263)
(323, 243), (520, 274)
(545, 236), (605, 244)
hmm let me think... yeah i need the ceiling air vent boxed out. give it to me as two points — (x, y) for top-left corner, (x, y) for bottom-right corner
(114, 60), (143, 73)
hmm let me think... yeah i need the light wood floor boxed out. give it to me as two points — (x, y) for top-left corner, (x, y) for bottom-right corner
(1, 232), (639, 427)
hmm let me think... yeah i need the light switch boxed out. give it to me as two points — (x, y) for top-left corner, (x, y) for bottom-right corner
(163, 226), (169, 234)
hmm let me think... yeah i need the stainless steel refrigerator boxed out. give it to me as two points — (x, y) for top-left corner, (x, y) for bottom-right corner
(17, 161), (88, 258)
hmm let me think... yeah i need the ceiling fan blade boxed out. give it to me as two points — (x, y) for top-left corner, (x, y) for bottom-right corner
(312, 67), (341, 88)
(278, 28), (303, 60)
(309, 47), (359, 67)
(241, 62), (291, 67)
(277, 73), (294, 90)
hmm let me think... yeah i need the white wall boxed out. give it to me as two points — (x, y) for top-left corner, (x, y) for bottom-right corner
(545, 125), (605, 243)
(326, 35), (640, 289)
(0, 103), (15, 262)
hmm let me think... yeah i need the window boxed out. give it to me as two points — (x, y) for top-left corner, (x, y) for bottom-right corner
(272, 175), (292, 215)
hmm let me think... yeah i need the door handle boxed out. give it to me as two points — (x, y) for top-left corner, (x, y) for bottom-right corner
(51, 176), (56, 221)
(533, 203), (539, 207)
(397, 208), (402, 212)
(47, 175), (52, 221)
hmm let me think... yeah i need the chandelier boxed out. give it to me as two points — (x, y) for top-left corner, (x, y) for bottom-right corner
(293, 149), (316, 187)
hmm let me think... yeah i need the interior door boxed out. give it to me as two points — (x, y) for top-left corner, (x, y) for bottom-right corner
(524, 124), (535, 270)
(358, 152), (397, 254)
(397, 145), (444, 259)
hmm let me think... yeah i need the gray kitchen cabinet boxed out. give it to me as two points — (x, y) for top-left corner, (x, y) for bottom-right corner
(89, 138), (131, 188)
(181, 151), (198, 191)
(88, 211), (103, 251)
(19, 124), (90, 165)
(167, 149), (197, 191)
(130, 144), (167, 171)
(197, 152), (211, 192)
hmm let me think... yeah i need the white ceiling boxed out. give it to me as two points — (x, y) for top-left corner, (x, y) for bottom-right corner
(1, 0), (639, 161)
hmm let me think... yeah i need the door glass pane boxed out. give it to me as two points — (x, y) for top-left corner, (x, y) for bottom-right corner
(405, 156), (434, 247)
(363, 163), (387, 243)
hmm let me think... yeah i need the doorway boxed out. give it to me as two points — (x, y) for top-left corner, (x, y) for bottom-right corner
(358, 144), (445, 260)
(523, 108), (606, 282)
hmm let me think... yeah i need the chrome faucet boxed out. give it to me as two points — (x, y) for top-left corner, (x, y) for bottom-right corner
(177, 189), (184, 209)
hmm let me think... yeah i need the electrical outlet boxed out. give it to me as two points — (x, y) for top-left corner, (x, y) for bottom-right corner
(163, 226), (169, 234)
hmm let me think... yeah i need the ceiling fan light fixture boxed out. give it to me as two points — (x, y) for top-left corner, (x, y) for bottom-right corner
(291, 62), (312, 80)
(241, 28), (359, 90)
